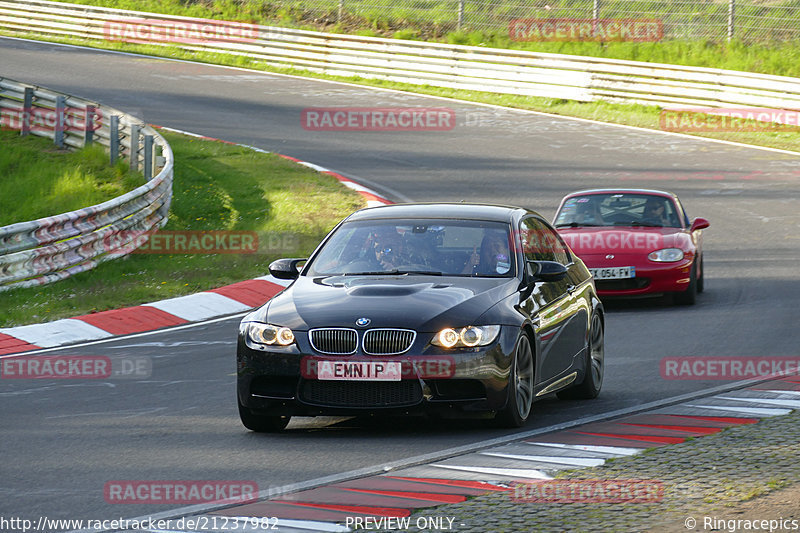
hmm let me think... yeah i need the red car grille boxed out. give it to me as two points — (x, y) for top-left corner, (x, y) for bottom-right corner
(595, 278), (650, 291)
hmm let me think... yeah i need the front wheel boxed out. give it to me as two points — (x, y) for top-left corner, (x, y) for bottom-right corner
(674, 262), (698, 305)
(696, 255), (705, 293)
(238, 400), (290, 432)
(495, 333), (534, 428)
(557, 312), (604, 400)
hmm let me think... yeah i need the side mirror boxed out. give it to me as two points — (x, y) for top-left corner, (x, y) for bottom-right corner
(268, 258), (306, 280)
(690, 217), (710, 232)
(526, 260), (568, 282)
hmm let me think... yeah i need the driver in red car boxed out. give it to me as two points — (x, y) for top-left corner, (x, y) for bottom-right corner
(642, 198), (671, 226)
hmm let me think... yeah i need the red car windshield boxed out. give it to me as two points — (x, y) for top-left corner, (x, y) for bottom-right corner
(555, 194), (682, 228)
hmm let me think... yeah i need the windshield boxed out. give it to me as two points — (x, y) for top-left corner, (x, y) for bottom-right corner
(305, 219), (515, 277)
(554, 193), (682, 228)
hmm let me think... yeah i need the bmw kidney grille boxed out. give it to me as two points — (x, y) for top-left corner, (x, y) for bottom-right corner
(308, 328), (415, 355)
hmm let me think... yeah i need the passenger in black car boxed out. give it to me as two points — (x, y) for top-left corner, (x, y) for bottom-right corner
(462, 231), (511, 275)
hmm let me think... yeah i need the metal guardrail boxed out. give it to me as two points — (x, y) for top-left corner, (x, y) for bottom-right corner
(0, 76), (174, 292)
(2, 0), (800, 112)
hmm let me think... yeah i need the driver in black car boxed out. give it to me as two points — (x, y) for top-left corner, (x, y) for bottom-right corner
(369, 229), (408, 271)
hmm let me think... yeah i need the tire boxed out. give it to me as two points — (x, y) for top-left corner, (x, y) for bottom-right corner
(495, 333), (535, 428)
(696, 255), (704, 293)
(557, 312), (604, 400)
(238, 400), (290, 432)
(674, 262), (698, 305)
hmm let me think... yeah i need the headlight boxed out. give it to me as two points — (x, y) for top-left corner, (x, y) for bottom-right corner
(648, 248), (684, 262)
(241, 322), (295, 346)
(432, 325), (501, 348)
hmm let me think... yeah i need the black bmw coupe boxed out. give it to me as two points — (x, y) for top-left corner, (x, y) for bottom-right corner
(237, 203), (604, 431)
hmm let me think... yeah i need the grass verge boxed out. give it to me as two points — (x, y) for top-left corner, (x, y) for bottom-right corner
(0, 129), (142, 226)
(0, 130), (364, 327)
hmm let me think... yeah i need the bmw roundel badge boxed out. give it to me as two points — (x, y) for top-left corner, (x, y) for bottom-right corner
(356, 317), (371, 327)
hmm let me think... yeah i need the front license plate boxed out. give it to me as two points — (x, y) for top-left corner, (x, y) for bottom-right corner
(317, 361), (402, 381)
(590, 266), (635, 280)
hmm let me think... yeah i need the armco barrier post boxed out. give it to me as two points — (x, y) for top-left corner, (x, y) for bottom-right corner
(21, 87), (33, 136)
(129, 123), (140, 171)
(55, 95), (65, 148)
(110, 115), (119, 164)
(144, 134), (153, 180)
(84, 105), (95, 145)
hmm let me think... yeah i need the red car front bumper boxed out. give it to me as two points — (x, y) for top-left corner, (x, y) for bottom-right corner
(582, 254), (695, 297)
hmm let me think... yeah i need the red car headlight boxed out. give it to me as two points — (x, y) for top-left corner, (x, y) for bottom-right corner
(648, 248), (685, 262)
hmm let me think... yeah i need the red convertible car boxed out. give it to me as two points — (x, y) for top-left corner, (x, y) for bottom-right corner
(553, 189), (709, 304)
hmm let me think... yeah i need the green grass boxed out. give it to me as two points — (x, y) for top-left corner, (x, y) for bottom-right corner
(0, 130), (364, 327)
(0, 130), (142, 226)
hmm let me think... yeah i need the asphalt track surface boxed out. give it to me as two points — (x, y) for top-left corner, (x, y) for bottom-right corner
(2, 37), (800, 523)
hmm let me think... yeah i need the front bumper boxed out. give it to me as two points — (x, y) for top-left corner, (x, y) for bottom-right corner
(583, 254), (694, 297)
(236, 327), (517, 418)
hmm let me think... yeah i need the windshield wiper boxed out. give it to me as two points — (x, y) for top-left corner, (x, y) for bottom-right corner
(617, 221), (662, 227)
(341, 271), (392, 276)
(341, 269), (443, 276)
(555, 222), (604, 228)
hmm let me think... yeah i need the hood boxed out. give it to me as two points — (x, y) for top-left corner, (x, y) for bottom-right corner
(261, 275), (517, 331)
(558, 226), (691, 256)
